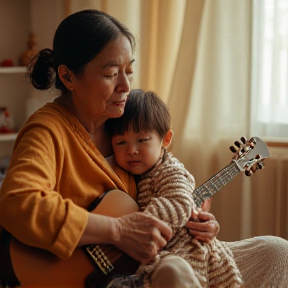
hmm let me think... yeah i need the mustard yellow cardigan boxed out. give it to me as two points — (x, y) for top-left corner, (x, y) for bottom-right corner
(0, 101), (136, 259)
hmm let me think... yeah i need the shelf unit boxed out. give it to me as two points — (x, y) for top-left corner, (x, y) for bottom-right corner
(0, 68), (27, 145)
(0, 133), (18, 142)
(0, 66), (52, 158)
(0, 0), (64, 162)
(0, 0), (31, 161)
(0, 67), (26, 74)
(0, 66), (30, 130)
(0, 67), (29, 159)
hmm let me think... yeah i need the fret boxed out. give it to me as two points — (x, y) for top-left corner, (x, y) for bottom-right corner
(193, 162), (240, 208)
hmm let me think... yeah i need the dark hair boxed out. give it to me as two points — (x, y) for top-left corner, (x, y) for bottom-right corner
(105, 89), (171, 139)
(27, 9), (135, 92)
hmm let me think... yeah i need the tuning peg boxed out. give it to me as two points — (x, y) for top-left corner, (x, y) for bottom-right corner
(247, 137), (256, 149)
(250, 137), (257, 145)
(234, 140), (247, 154)
(234, 140), (241, 148)
(230, 145), (237, 153)
(245, 170), (252, 176)
(240, 136), (247, 144)
(257, 161), (265, 170)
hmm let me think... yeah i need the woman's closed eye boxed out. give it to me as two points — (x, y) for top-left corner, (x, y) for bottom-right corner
(126, 68), (134, 77)
(104, 72), (118, 78)
(104, 68), (133, 79)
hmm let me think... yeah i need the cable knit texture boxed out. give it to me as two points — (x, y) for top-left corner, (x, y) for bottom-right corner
(136, 151), (243, 287)
(227, 236), (288, 287)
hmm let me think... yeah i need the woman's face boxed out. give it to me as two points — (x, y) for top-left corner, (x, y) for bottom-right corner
(69, 35), (135, 125)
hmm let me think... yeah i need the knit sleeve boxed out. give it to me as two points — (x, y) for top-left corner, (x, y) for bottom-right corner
(138, 162), (196, 234)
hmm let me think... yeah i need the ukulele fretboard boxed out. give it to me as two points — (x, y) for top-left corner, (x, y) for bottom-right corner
(193, 162), (240, 207)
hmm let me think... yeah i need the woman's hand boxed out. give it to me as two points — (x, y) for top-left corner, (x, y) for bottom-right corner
(186, 209), (220, 243)
(114, 212), (172, 264)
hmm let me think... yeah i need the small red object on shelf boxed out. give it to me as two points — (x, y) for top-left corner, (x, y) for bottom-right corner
(0, 59), (14, 67)
(0, 107), (15, 133)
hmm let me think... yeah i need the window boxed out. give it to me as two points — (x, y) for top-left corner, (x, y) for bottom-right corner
(251, 0), (288, 141)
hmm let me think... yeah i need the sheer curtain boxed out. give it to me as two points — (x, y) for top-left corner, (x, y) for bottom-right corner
(165, 0), (253, 241)
(66, 0), (287, 241)
(251, 0), (288, 141)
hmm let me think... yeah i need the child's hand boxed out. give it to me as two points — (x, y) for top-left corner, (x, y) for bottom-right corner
(186, 210), (220, 242)
(201, 198), (212, 212)
(191, 198), (211, 222)
(191, 209), (199, 221)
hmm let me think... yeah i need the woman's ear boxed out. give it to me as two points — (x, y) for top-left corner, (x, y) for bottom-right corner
(58, 65), (73, 90)
(163, 129), (173, 148)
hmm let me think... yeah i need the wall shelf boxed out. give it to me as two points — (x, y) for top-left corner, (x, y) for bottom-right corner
(0, 0), (62, 158)
(0, 133), (18, 142)
(0, 67), (26, 74)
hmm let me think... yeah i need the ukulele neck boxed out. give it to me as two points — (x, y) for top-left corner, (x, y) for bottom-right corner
(193, 162), (240, 208)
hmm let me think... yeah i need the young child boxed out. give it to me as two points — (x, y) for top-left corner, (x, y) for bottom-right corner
(105, 89), (243, 288)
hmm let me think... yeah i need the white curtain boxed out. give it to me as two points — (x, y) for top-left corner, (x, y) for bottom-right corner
(165, 0), (253, 241)
(251, 0), (288, 141)
(66, 0), (288, 241)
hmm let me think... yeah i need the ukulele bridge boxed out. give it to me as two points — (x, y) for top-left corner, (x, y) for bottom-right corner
(86, 244), (114, 275)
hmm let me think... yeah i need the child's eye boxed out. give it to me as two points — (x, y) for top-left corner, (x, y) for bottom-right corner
(116, 141), (125, 145)
(138, 138), (150, 143)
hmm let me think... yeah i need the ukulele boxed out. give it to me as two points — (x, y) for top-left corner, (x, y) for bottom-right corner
(0, 136), (269, 288)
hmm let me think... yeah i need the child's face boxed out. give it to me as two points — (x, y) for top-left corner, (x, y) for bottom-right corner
(112, 129), (164, 175)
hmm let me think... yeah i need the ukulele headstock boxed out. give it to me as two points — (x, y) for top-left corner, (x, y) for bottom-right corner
(230, 136), (269, 176)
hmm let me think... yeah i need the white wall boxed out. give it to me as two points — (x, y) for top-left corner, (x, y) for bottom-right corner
(30, 0), (65, 50)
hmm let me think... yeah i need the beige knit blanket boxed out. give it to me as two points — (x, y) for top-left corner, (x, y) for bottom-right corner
(136, 151), (243, 287)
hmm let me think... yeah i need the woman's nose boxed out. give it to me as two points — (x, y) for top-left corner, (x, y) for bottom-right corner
(116, 73), (131, 93)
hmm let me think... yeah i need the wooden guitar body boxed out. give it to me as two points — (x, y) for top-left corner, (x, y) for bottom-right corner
(10, 239), (94, 288)
(6, 190), (140, 288)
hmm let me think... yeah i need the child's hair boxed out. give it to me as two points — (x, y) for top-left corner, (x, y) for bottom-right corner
(105, 89), (171, 139)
